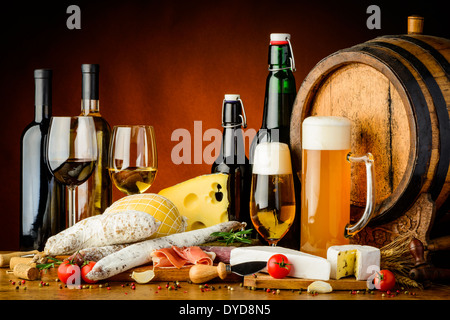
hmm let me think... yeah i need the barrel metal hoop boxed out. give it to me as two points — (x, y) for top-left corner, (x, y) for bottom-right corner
(382, 35), (450, 80)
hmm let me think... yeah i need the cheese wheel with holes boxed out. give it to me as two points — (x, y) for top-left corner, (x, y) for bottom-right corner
(159, 173), (230, 231)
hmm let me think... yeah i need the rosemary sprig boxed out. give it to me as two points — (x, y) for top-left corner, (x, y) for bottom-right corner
(211, 229), (253, 245)
(36, 256), (63, 271)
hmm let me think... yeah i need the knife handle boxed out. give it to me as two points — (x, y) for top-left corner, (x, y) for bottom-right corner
(189, 262), (228, 284)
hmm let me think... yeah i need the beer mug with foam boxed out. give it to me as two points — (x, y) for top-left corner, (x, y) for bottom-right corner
(300, 116), (375, 257)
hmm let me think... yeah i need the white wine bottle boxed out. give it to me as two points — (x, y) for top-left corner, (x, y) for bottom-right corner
(74, 64), (112, 221)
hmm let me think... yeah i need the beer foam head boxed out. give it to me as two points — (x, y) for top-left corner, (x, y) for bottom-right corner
(252, 142), (292, 175)
(302, 116), (351, 150)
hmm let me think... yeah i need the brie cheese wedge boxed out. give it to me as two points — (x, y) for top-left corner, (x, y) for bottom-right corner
(327, 245), (380, 280)
(230, 246), (331, 280)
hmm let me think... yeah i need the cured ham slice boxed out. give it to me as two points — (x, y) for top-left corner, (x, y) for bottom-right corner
(151, 246), (216, 269)
(152, 247), (187, 268)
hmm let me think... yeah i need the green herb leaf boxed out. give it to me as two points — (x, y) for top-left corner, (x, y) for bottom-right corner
(211, 229), (253, 245)
(36, 256), (63, 271)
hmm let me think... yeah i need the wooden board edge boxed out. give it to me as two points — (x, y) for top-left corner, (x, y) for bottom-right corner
(244, 273), (368, 291)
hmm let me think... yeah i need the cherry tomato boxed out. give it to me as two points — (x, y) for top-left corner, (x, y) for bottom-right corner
(57, 260), (81, 284)
(267, 254), (292, 279)
(81, 261), (97, 284)
(373, 269), (396, 291)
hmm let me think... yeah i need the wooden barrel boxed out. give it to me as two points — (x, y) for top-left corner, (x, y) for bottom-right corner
(290, 31), (450, 227)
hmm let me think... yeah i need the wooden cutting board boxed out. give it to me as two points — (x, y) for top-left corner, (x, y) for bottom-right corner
(39, 264), (242, 283)
(244, 273), (368, 291)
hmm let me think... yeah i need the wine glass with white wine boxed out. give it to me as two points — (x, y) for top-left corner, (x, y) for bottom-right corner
(108, 125), (158, 195)
(250, 142), (296, 246)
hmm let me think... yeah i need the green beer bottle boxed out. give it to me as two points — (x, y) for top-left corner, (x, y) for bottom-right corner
(250, 33), (300, 249)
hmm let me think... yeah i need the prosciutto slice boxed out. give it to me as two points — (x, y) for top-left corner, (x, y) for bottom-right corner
(151, 246), (215, 268)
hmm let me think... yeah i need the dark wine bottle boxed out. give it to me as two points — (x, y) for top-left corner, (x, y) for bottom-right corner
(250, 33), (300, 249)
(212, 94), (252, 232)
(74, 64), (112, 221)
(20, 69), (65, 251)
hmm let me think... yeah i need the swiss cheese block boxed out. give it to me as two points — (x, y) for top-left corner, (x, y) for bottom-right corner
(158, 173), (229, 231)
(230, 246), (331, 280)
(327, 245), (380, 280)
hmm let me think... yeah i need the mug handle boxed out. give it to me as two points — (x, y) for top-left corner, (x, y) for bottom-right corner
(344, 152), (376, 238)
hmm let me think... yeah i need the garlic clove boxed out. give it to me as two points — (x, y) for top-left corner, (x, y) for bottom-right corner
(131, 270), (155, 284)
(307, 280), (333, 293)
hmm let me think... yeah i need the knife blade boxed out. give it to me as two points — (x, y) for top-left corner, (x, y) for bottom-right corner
(228, 261), (267, 276)
(189, 261), (267, 283)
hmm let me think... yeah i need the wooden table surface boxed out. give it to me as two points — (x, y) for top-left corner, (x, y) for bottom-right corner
(1, 264), (449, 301)
(1, 252), (449, 317)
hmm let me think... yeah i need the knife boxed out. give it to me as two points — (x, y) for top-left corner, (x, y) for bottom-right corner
(189, 261), (267, 284)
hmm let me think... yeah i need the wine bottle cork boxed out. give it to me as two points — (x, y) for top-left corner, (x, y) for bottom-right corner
(13, 263), (40, 281)
(0, 250), (39, 267)
(9, 257), (36, 270)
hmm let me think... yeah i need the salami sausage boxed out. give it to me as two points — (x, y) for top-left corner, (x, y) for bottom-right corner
(86, 221), (245, 281)
(199, 246), (236, 264)
(68, 244), (130, 262)
(44, 210), (160, 256)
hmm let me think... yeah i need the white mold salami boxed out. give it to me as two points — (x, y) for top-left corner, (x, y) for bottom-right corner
(86, 221), (244, 281)
(44, 210), (160, 256)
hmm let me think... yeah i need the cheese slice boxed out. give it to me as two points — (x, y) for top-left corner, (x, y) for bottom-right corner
(158, 173), (229, 231)
(230, 246), (331, 280)
(327, 245), (380, 280)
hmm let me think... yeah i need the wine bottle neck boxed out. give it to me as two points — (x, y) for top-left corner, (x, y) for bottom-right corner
(34, 70), (52, 123)
(81, 99), (100, 115)
(81, 64), (100, 115)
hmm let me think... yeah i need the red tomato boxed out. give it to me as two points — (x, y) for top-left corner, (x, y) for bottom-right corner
(57, 260), (81, 285)
(267, 254), (292, 279)
(81, 261), (97, 284)
(374, 270), (396, 291)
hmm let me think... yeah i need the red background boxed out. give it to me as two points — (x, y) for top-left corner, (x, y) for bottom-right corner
(1, 1), (448, 250)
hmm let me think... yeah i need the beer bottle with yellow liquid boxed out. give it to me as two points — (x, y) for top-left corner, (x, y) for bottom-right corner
(250, 33), (300, 249)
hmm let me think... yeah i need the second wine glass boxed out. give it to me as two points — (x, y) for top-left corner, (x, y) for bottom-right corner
(108, 125), (158, 195)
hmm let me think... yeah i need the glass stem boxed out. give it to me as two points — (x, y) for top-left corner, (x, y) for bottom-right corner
(67, 186), (76, 227)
